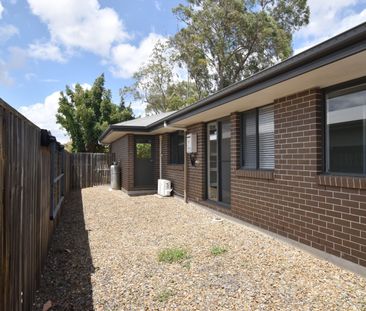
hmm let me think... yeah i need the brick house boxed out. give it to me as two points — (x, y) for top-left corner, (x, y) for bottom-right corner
(100, 24), (366, 270)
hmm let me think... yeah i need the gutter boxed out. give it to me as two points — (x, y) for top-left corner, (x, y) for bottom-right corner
(166, 22), (366, 124)
(99, 22), (366, 144)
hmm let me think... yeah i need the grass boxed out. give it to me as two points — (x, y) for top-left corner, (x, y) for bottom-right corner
(158, 247), (189, 263)
(155, 289), (175, 302)
(210, 245), (227, 256)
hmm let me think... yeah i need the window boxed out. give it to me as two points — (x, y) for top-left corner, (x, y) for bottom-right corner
(136, 143), (152, 159)
(241, 105), (274, 169)
(170, 131), (184, 164)
(326, 84), (366, 175)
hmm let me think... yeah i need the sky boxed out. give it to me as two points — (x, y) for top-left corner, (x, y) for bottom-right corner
(0, 0), (365, 143)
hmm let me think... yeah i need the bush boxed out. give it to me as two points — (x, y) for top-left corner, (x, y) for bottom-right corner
(210, 246), (227, 256)
(158, 247), (189, 263)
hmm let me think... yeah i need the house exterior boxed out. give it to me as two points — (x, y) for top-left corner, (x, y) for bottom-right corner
(100, 23), (366, 270)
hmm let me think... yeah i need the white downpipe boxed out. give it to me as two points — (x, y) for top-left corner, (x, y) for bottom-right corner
(159, 135), (163, 180)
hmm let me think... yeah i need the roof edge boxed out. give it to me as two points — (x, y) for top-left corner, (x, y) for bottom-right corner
(100, 22), (366, 144)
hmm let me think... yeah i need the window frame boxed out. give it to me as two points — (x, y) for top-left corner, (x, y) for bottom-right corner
(324, 80), (366, 176)
(169, 131), (184, 165)
(240, 104), (275, 171)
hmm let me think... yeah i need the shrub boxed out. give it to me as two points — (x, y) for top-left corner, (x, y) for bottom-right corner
(210, 246), (227, 256)
(158, 247), (189, 263)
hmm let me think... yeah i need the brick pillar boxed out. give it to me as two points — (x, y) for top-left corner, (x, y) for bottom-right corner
(274, 89), (323, 183)
(126, 134), (134, 191)
(187, 123), (206, 202)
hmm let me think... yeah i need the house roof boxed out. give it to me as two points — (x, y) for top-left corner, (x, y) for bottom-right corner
(100, 21), (366, 144)
(114, 111), (176, 127)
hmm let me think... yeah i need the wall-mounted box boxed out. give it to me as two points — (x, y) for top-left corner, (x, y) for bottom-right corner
(186, 133), (197, 153)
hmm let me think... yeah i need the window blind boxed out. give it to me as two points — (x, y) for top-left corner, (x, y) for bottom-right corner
(243, 109), (257, 168)
(259, 105), (275, 169)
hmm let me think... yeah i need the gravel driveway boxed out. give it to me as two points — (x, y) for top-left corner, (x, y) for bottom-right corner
(33, 186), (366, 310)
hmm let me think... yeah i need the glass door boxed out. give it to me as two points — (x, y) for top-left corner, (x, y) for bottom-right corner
(134, 137), (154, 188)
(207, 122), (218, 201)
(220, 119), (231, 204)
(207, 119), (231, 205)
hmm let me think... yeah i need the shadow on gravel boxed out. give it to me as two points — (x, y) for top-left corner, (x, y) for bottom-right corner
(32, 190), (94, 311)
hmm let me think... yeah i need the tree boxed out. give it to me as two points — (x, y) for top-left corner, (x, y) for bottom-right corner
(56, 74), (134, 152)
(171, 0), (310, 94)
(122, 41), (200, 114)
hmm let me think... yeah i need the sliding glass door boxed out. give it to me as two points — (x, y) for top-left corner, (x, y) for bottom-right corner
(207, 119), (231, 205)
(207, 122), (218, 201)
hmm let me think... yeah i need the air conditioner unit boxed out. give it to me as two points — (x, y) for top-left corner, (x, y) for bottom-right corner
(158, 179), (173, 197)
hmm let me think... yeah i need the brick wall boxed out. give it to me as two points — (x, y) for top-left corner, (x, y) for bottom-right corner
(111, 134), (159, 192)
(161, 133), (184, 196)
(111, 88), (366, 267)
(187, 123), (207, 202)
(151, 135), (159, 189)
(111, 135), (134, 191)
(227, 88), (366, 267)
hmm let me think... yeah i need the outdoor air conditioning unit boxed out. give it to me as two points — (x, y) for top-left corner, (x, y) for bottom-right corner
(158, 179), (173, 197)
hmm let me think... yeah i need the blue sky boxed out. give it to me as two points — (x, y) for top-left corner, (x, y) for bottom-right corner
(0, 0), (365, 142)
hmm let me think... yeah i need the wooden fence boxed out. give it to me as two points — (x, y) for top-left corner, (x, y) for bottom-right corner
(70, 153), (115, 189)
(0, 98), (113, 311)
(0, 99), (72, 311)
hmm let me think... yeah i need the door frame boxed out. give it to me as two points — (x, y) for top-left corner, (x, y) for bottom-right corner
(134, 135), (155, 189)
(206, 117), (231, 206)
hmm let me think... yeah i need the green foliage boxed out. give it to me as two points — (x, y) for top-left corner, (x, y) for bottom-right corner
(63, 141), (73, 153)
(155, 289), (175, 302)
(136, 143), (152, 159)
(158, 247), (189, 263)
(56, 74), (134, 152)
(210, 245), (227, 256)
(122, 41), (200, 114)
(171, 0), (310, 93)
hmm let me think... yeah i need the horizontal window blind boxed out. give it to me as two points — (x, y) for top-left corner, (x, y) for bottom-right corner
(242, 109), (257, 168)
(259, 105), (275, 169)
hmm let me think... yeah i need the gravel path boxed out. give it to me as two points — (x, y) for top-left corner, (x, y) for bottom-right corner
(33, 186), (366, 310)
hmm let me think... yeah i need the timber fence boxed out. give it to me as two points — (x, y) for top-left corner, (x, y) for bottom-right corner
(0, 98), (113, 311)
(70, 152), (115, 189)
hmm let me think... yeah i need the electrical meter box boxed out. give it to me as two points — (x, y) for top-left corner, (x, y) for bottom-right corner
(186, 133), (197, 153)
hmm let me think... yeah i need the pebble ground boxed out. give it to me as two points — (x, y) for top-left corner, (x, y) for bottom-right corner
(33, 186), (366, 310)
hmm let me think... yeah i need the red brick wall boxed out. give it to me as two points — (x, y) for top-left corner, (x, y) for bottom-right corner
(161, 133), (184, 196)
(227, 88), (366, 267)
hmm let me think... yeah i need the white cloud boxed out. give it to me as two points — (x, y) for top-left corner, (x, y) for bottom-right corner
(0, 1), (4, 19)
(18, 91), (70, 143)
(27, 0), (129, 57)
(28, 42), (66, 62)
(110, 33), (166, 78)
(0, 24), (18, 42)
(129, 100), (147, 118)
(0, 47), (27, 86)
(18, 83), (92, 144)
(0, 59), (14, 86)
(154, 1), (161, 11)
(8, 46), (27, 68)
(294, 0), (366, 54)
(25, 72), (37, 81)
